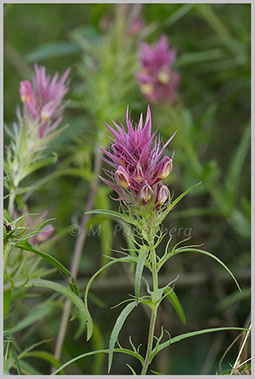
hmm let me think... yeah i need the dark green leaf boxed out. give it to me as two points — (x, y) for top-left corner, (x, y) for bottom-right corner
(135, 247), (147, 304)
(164, 288), (186, 324)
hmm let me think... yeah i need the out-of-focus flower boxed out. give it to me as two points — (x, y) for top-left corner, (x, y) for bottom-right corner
(128, 18), (144, 35)
(20, 64), (70, 139)
(30, 224), (54, 245)
(99, 106), (175, 210)
(136, 35), (179, 103)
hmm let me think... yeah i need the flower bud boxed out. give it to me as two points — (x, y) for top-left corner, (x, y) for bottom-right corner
(20, 81), (38, 118)
(20, 81), (33, 104)
(155, 183), (169, 206)
(115, 166), (130, 188)
(31, 224), (54, 245)
(140, 184), (152, 203)
(158, 156), (173, 180)
(133, 163), (143, 182)
(41, 101), (55, 123)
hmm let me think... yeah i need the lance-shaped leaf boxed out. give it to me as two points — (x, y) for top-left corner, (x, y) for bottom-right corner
(31, 279), (87, 327)
(135, 247), (148, 304)
(85, 209), (136, 226)
(163, 288), (186, 324)
(151, 327), (248, 360)
(15, 239), (79, 296)
(15, 239), (79, 297)
(108, 301), (138, 373)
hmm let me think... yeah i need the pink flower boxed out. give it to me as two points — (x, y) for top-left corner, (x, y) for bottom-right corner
(99, 106), (175, 209)
(20, 64), (70, 138)
(30, 224), (54, 245)
(136, 35), (179, 104)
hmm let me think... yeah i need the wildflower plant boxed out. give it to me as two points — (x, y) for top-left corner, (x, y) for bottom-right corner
(3, 65), (89, 374)
(84, 107), (243, 375)
(4, 64), (70, 217)
(136, 35), (179, 104)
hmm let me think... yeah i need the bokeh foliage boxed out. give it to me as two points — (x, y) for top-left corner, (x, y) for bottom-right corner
(4, 3), (250, 375)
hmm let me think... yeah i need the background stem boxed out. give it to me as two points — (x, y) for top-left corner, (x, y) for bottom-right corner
(52, 150), (102, 371)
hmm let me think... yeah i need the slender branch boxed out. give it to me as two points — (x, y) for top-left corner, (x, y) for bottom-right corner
(52, 150), (102, 370)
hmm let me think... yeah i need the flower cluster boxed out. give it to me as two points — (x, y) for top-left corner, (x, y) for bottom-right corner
(100, 106), (175, 210)
(136, 35), (179, 103)
(20, 64), (70, 139)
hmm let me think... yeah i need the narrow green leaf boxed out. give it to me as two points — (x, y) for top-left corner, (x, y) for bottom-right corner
(51, 348), (144, 375)
(108, 301), (137, 373)
(4, 288), (12, 319)
(9, 295), (58, 333)
(85, 209), (132, 224)
(4, 354), (9, 374)
(173, 248), (241, 291)
(150, 369), (165, 375)
(225, 125), (250, 205)
(151, 327), (248, 359)
(84, 256), (137, 341)
(10, 340), (22, 374)
(31, 279), (87, 328)
(19, 154), (58, 182)
(15, 239), (79, 297)
(126, 364), (137, 375)
(157, 182), (202, 225)
(26, 41), (81, 62)
(135, 247), (147, 304)
(18, 360), (41, 375)
(164, 288), (186, 324)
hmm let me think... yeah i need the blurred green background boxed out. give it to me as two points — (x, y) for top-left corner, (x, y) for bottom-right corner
(4, 3), (251, 375)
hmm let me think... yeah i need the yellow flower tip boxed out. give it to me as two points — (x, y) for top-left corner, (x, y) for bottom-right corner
(141, 83), (153, 95)
(158, 71), (170, 84)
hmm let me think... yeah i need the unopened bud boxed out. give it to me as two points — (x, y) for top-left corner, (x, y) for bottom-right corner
(133, 163), (143, 182)
(20, 81), (34, 105)
(155, 183), (169, 206)
(31, 224), (54, 245)
(140, 184), (152, 203)
(41, 101), (55, 123)
(158, 156), (173, 180)
(115, 166), (130, 188)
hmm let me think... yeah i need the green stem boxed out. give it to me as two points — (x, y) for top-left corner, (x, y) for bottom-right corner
(141, 246), (158, 375)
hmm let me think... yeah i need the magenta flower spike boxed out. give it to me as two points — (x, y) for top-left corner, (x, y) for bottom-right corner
(20, 64), (70, 138)
(100, 106), (176, 210)
(136, 35), (179, 104)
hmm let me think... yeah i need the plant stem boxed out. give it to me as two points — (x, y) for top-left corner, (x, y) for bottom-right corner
(52, 150), (102, 370)
(141, 246), (158, 375)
